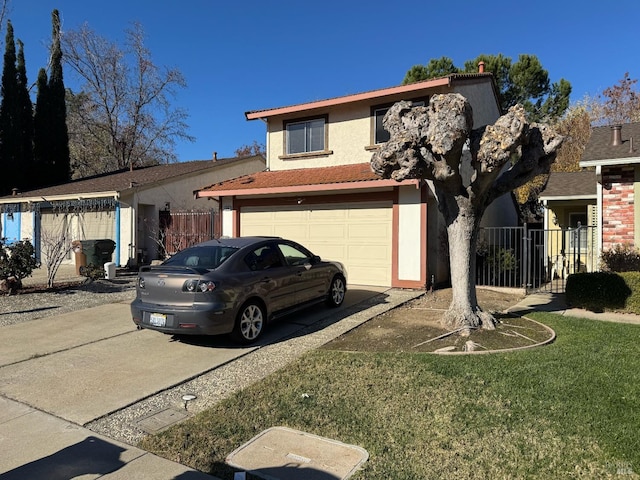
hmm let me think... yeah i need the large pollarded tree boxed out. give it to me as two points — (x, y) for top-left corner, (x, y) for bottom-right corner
(371, 94), (563, 331)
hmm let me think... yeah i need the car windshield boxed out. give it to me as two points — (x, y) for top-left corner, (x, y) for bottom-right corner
(162, 245), (238, 269)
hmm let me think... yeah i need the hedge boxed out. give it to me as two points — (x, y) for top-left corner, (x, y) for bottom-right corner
(566, 271), (640, 314)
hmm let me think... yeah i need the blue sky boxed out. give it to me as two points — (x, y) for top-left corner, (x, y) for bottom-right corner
(8, 0), (640, 161)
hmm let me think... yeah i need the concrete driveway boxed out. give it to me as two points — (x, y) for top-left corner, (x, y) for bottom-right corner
(0, 286), (389, 426)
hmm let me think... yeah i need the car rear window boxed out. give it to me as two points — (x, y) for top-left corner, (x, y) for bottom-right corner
(163, 245), (238, 269)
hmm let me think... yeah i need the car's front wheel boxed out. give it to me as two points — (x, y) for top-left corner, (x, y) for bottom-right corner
(325, 275), (346, 307)
(231, 301), (265, 344)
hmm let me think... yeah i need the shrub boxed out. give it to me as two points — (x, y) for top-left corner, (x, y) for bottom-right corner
(79, 263), (105, 280)
(566, 272), (631, 312)
(0, 239), (39, 293)
(0, 239), (38, 281)
(600, 243), (640, 272)
(619, 272), (640, 314)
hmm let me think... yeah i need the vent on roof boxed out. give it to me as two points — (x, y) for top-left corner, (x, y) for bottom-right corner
(611, 125), (623, 146)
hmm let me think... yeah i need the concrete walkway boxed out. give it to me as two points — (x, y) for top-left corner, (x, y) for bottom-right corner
(507, 291), (640, 325)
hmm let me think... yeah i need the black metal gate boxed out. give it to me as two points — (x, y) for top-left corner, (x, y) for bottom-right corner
(477, 223), (598, 293)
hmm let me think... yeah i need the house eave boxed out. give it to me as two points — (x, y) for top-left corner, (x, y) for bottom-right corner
(539, 194), (597, 202)
(245, 77), (453, 120)
(0, 191), (120, 204)
(580, 156), (640, 168)
(197, 178), (420, 199)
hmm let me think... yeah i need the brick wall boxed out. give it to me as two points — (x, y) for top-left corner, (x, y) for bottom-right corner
(602, 166), (635, 249)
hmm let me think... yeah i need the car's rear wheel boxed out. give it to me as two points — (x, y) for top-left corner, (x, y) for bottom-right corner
(232, 301), (265, 344)
(326, 275), (346, 307)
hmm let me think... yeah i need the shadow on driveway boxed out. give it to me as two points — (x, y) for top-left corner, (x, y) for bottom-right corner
(172, 286), (391, 349)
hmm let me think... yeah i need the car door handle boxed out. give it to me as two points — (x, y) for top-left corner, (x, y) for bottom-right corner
(260, 276), (271, 283)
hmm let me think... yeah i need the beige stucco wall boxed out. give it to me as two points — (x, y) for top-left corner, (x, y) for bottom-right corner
(117, 157), (265, 266)
(265, 82), (500, 172)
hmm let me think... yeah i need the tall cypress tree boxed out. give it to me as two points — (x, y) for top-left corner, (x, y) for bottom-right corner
(0, 21), (19, 195)
(33, 67), (49, 188)
(16, 39), (34, 190)
(33, 9), (70, 188)
(48, 9), (69, 185)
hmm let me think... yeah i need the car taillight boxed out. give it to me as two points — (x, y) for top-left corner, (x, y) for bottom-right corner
(138, 277), (145, 289)
(183, 280), (216, 292)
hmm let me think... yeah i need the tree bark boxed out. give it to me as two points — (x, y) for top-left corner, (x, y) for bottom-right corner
(371, 93), (563, 332)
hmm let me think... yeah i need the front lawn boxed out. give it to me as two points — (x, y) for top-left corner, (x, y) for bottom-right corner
(140, 313), (640, 479)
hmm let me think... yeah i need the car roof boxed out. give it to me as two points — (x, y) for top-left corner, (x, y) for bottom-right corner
(197, 236), (281, 248)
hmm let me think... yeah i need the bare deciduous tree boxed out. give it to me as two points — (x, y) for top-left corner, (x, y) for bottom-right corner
(40, 222), (72, 288)
(371, 94), (563, 331)
(62, 22), (194, 176)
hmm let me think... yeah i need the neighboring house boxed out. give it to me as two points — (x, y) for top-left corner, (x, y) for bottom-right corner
(580, 123), (640, 252)
(196, 73), (519, 288)
(539, 170), (598, 276)
(0, 155), (265, 268)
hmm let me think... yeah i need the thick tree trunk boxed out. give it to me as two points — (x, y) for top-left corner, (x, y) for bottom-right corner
(441, 201), (496, 332)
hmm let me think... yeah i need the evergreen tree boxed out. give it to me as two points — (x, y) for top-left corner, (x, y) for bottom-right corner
(47, 9), (70, 185)
(16, 39), (34, 190)
(403, 54), (571, 122)
(0, 21), (19, 195)
(33, 9), (70, 188)
(33, 67), (50, 187)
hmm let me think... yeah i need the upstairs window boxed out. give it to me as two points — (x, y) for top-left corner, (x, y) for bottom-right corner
(286, 117), (325, 154)
(374, 107), (390, 144)
(373, 100), (426, 145)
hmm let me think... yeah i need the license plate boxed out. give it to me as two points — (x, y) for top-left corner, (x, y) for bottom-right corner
(149, 313), (167, 327)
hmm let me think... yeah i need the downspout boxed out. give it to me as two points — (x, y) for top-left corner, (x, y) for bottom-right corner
(596, 165), (603, 255)
(115, 199), (121, 265)
(261, 117), (270, 171)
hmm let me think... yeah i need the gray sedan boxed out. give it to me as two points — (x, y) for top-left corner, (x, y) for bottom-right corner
(130, 236), (347, 343)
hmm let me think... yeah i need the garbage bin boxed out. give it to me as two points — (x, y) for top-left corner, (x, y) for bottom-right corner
(72, 240), (86, 275)
(79, 239), (117, 267)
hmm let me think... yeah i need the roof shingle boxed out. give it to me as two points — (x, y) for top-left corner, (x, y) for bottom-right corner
(582, 123), (640, 163)
(540, 170), (597, 199)
(198, 163), (385, 195)
(0, 156), (263, 201)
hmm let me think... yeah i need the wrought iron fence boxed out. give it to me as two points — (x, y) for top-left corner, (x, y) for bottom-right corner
(476, 223), (599, 293)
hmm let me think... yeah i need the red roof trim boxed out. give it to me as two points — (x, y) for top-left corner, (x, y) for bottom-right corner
(197, 178), (419, 198)
(245, 77), (454, 120)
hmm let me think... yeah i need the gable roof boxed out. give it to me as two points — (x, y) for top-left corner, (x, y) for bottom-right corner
(539, 170), (597, 200)
(245, 73), (498, 120)
(0, 155), (265, 203)
(197, 162), (418, 198)
(580, 122), (640, 167)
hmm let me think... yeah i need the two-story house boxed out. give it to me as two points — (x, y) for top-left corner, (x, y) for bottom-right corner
(197, 73), (518, 288)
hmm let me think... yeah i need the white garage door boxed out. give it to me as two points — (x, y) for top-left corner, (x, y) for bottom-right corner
(240, 202), (392, 286)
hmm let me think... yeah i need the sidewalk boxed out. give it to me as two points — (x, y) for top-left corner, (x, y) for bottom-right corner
(507, 291), (640, 325)
(0, 396), (216, 479)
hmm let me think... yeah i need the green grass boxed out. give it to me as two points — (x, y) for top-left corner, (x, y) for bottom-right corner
(140, 313), (640, 479)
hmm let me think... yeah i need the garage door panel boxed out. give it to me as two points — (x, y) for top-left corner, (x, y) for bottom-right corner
(241, 202), (392, 286)
(309, 224), (346, 237)
(347, 244), (390, 261)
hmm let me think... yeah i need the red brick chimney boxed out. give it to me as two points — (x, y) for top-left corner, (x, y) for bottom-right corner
(478, 61), (485, 73)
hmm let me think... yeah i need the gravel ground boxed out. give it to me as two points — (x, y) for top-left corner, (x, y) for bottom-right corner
(0, 277), (136, 327)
